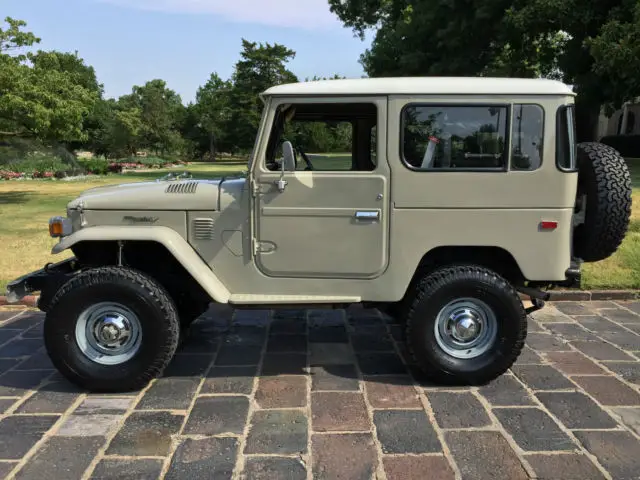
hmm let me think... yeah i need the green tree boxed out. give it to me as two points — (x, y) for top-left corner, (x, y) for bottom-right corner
(195, 73), (233, 160)
(29, 50), (105, 152)
(0, 17), (98, 143)
(178, 103), (207, 160)
(130, 79), (185, 155)
(0, 17), (40, 55)
(84, 98), (117, 156)
(227, 39), (297, 151)
(111, 104), (144, 156)
(329, 0), (640, 141)
(30, 50), (103, 94)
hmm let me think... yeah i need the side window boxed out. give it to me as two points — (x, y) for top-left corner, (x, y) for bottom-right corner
(511, 104), (544, 170)
(265, 103), (377, 172)
(402, 105), (508, 170)
(556, 105), (577, 171)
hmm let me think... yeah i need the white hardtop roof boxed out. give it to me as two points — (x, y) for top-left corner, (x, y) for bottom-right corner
(263, 77), (575, 97)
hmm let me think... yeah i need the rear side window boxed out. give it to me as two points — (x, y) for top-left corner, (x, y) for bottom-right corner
(511, 104), (544, 171)
(556, 105), (577, 171)
(402, 105), (508, 170)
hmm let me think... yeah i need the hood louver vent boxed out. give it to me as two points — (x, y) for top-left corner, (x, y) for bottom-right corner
(166, 181), (199, 194)
(193, 218), (215, 240)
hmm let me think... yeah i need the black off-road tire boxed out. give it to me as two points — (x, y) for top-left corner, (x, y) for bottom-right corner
(405, 265), (527, 385)
(44, 266), (180, 392)
(574, 142), (632, 262)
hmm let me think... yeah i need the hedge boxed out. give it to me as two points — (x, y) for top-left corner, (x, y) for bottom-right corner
(600, 135), (640, 158)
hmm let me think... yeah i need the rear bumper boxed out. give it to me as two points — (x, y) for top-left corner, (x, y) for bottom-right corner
(5, 258), (79, 306)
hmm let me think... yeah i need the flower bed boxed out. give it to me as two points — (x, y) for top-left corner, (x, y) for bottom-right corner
(0, 170), (27, 180)
(1, 155), (190, 180)
(0, 169), (83, 180)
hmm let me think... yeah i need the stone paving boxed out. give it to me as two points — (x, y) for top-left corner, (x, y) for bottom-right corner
(0, 301), (639, 479)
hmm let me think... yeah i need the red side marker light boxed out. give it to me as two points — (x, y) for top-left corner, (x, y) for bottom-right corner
(540, 221), (558, 231)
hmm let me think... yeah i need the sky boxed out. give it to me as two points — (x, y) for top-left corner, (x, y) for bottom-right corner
(3, 0), (372, 103)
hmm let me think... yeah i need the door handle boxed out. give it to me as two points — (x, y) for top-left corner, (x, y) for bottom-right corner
(354, 211), (380, 221)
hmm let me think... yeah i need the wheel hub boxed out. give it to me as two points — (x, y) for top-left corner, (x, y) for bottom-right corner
(75, 303), (142, 366)
(450, 310), (481, 342)
(94, 315), (132, 348)
(434, 298), (498, 360)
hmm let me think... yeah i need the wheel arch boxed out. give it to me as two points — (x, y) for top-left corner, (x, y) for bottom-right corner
(387, 246), (525, 313)
(53, 226), (230, 303)
(412, 245), (525, 287)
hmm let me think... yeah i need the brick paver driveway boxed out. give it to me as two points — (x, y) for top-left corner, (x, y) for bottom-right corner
(0, 301), (639, 479)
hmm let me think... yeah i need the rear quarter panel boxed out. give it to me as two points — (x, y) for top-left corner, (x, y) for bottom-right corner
(387, 94), (577, 283)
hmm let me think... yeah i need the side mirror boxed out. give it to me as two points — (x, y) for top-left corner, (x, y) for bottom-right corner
(275, 141), (295, 193)
(282, 141), (296, 172)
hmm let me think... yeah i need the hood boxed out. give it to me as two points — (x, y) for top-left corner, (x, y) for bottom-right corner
(68, 178), (232, 211)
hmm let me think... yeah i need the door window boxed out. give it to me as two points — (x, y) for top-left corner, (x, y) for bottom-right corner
(265, 103), (378, 172)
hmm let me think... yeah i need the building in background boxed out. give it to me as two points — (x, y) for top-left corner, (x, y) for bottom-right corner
(598, 99), (640, 139)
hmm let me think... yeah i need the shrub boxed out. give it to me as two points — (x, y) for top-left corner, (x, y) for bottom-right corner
(1, 150), (90, 180)
(600, 135), (640, 158)
(77, 158), (110, 175)
(4, 153), (70, 178)
(112, 156), (186, 168)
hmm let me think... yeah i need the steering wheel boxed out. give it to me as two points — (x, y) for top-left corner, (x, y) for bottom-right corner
(296, 146), (315, 171)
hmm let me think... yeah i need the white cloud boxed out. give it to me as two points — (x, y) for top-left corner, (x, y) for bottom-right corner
(100, 0), (342, 29)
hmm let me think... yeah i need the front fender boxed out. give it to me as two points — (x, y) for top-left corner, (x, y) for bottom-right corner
(52, 226), (231, 303)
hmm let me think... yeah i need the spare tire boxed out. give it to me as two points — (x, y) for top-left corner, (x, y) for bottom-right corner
(573, 142), (632, 262)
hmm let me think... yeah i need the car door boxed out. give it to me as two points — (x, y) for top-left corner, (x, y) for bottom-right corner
(252, 96), (390, 279)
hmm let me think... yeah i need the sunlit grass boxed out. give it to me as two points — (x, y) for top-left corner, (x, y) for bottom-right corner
(582, 158), (640, 289)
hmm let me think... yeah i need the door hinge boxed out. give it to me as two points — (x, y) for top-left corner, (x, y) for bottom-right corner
(252, 239), (275, 255)
(251, 182), (260, 198)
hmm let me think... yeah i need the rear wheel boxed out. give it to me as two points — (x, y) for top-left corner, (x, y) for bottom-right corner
(44, 266), (180, 392)
(406, 265), (526, 385)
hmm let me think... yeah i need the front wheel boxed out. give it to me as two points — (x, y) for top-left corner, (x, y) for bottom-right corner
(406, 265), (526, 385)
(44, 266), (180, 392)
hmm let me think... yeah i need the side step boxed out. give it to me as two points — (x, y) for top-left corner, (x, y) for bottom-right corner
(229, 294), (361, 306)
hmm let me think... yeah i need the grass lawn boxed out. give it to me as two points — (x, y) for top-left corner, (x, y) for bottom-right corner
(582, 158), (640, 290)
(0, 156), (638, 293)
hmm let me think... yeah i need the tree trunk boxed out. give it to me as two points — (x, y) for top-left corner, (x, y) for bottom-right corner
(575, 99), (602, 143)
(209, 131), (217, 162)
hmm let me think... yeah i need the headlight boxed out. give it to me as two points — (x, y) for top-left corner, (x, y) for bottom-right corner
(49, 216), (73, 238)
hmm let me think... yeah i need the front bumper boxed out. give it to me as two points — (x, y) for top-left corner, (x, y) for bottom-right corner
(5, 258), (79, 306)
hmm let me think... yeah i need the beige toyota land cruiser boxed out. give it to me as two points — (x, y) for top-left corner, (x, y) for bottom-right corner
(7, 77), (633, 392)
